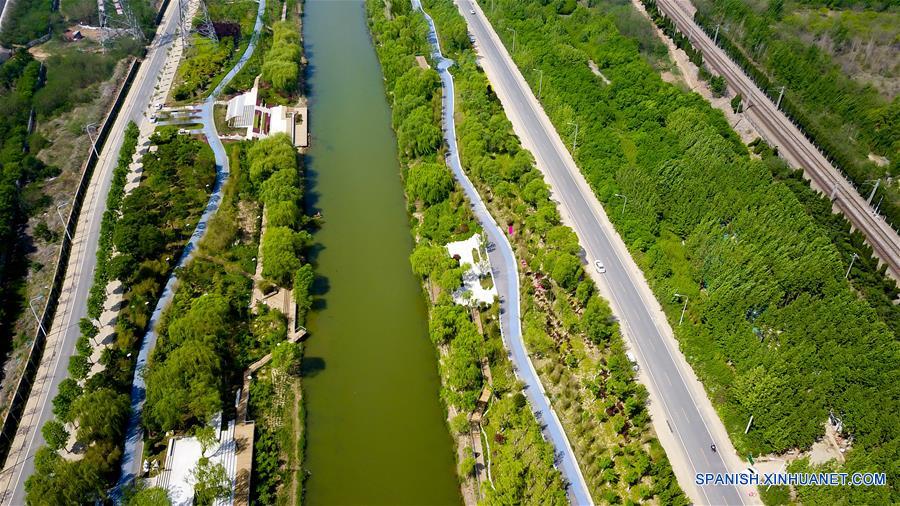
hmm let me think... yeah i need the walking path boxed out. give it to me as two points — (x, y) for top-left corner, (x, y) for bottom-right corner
(116, 0), (267, 491)
(412, 2), (592, 503)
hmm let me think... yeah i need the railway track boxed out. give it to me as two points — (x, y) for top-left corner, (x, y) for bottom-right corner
(658, 0), (900, 281)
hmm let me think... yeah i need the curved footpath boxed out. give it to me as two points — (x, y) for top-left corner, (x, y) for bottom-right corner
(412, 2), (592, 504)
(116, 0), (267, 492)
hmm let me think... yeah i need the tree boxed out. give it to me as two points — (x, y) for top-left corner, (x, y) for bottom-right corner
(406, 162), (453, 205)
(446, 325), (483, 409)
(293, 263), (314, 323)
(259, 168), (299, 201)
(76, 335), (92, 357)
(165, 293), (230, 350)
(429, 304), (468, 345)
(451, 412), (470, 435)
(25, 444), (115, 505)
(708, 74), (726, 97)
(548, 252), (581, 291)
(261, 226), (302, 286)
(52, 378), (83, 423)
(41, 420), (69, 452)
(437, 267), (463, 294)
(194, 426), (218, 457)
(261, 21), (301, 94)
(262, 59), (298, 93)
(192, 458), (231, 506)
(79, 318), (99, 342)
(271, 341), (301, 374)
(144, 340), (222, 431)
(582, 297), (615, 345)
(399, 106), (442, 157)
(67, 354), (90, 380)
(247, 135), (297, 185)
(410, 242), (453, 279)
(126, 486), (172, 506)
(730, 93), (743, 113)
(71, 388), (130, 444)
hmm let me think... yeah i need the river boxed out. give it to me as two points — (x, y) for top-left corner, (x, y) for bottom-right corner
(301, 1), (461, 504)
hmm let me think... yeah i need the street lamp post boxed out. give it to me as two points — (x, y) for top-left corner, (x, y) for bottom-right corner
(613, 193), (627, 216)
(84, 123), (100, 159)
(29, 294), (46, 336)
(56, 201), (72, 241)
(674, 293), (688, 326)
(862, 179), (880, 206)
(845, 253), (858, 279)
(506, 27), (516, 52)
(567, 121), (578, 152)
(532, 68), (543, 99)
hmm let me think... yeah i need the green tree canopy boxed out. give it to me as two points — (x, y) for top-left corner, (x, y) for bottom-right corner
(144, 340), (222, 432)
(406, 162), (454, 205)
(70, 387), (130, 444)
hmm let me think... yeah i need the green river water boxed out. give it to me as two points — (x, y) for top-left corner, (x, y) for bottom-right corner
(301, 1), (461, 504)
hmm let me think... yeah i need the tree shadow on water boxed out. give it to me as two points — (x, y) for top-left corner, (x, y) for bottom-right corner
(301, 356), (326, 378)
(309, 272), (329, 311)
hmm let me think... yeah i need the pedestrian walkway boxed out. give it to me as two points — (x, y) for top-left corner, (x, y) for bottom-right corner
(412, 1), (592, 504)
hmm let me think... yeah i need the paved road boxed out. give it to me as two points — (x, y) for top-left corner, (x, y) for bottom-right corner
(0, 4), (187, 504)
(413, 1), (593, 503)
(460, 1), (752, 504)
(656, 0), (900, 282)
(116, 0), (266, 490)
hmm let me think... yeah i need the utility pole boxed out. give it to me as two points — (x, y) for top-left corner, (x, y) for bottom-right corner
(29, 294), (46, 336)
(567, 121), (578, 152)
(845, 253), (858, 279)
(56, 201), (72, 241)
(745, 414), (754, 434)
(714, 24), (720, 44)
(776, 85), (785, 109)
(506, 27), (516, 52)
(674, 293), (688, 325)
(533, 68), (543, 99)
(613, 193), (627, 216)
(865, 178), (880, 205)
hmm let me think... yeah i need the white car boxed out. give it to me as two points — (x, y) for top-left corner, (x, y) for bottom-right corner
(625, 351), (639, 371)
(594, 260), (606, 273)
